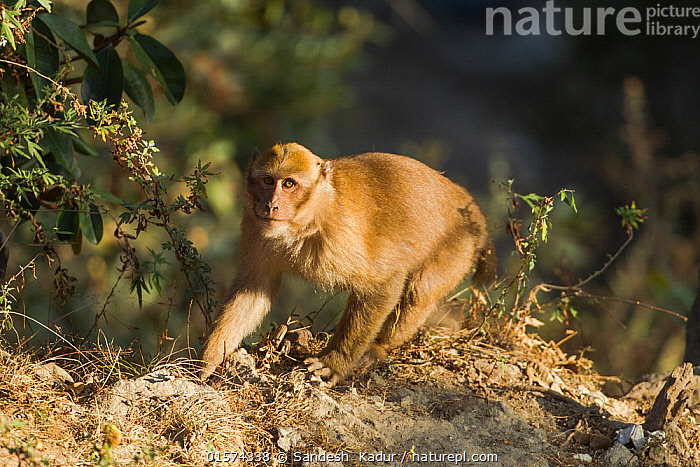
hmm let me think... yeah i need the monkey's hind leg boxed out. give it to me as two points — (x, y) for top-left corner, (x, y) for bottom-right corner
(361, 237), (481, 366)
(358, 280), (440, 367)
(305, 278), (406, 386)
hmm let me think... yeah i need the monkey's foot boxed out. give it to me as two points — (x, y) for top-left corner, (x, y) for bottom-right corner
(304, 357), (342, 387)
(357, 344), (389, 368)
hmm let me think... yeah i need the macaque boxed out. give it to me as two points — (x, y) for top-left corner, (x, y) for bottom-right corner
(200, 143), (496, 384)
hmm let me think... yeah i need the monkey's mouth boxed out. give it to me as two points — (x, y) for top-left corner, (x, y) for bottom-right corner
(256, 214), (288, 223)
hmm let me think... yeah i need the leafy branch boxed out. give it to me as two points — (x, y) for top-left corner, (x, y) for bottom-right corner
(467, 182), (682, 347)
(466, 181), (578, 341)
(86, 101), (217, 330)
(1, 1), (214, 342)
(531, 202), (685, 322)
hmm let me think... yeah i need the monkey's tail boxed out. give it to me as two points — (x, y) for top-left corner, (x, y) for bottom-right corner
(471, 239), (497, 288)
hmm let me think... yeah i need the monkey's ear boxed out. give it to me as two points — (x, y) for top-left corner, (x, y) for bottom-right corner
(251, 147), (260, 161)
(320, 160), (333, 181)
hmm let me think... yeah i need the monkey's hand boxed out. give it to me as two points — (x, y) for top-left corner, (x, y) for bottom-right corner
(304, 356), (342, 387)
(199, 335), (230, 380)
(199, 350), (221, 381)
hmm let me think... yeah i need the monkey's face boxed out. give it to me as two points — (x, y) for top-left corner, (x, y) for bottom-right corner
(246, 144), (330, 236)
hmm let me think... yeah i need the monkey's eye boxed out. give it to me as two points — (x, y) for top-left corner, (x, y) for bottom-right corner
(262, 176), (275, 186)
(282, 179), (296, 189)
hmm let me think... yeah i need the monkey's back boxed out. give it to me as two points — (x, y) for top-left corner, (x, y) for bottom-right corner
(324, 153), (488, 283)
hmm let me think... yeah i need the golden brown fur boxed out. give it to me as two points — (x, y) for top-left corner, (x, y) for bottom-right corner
(200, 143), (496, 384)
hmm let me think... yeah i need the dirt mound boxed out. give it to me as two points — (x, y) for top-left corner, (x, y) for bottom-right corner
(1, 317), (698, 466)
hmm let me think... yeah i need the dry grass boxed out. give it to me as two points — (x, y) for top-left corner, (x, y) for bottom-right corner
(0, 328), (321, 466)
(1, 294), (698, 466)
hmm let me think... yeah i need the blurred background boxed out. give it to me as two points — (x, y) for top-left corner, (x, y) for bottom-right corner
(8, 0), (699, 382)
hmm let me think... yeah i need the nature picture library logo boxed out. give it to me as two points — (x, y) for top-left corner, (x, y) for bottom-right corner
(486, 1), (700, 38)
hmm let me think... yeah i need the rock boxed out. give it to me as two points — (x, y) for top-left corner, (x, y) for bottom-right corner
(34, 362), (74, 387)
(631, 434), (647, 451)
(97, 368), (244, 462)
(143, 368), (174, 383)
(573, 431), (612, 450)
(615, 424), (646, 450)
(277, 427), (303, 451)
(99, 368), (225, 419)
(602, 443), (638, 467)
(224, 348), (267, 384)
(572, 453), (593, 462)
(615, 424), (639, 445)
(577, 384), (637, 420)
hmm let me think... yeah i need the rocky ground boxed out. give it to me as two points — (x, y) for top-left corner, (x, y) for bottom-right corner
(1, 312), (699, 466)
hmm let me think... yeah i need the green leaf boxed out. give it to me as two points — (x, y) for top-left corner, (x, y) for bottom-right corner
(91, 188), (124, 204)
(541, 221), (548, 242)
(71, 134), (99, 157)
(80, 202), (103, 244)
(560, 190), (577, 213)
(130, 34), (186, 104)
(1, 22), (16, 50)
(37, 13), (99, 71)
(41, 128), (74, 169)
(130, 275), (149, 308)
(37, 0), (52, 12)
(56, 209), (79, 241)
(25, 19), (59, 99)
(72, 226), (83, 254)
(123, 61), (155, 122)
(127, 0), (159, 23)
(86, 0), (119, 25)
(81, 46), (123, 106)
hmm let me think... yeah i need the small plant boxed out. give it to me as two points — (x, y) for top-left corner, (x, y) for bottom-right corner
(463, 180), (579, 338)
(616, 201), (647, 234)
(467, 179), (681, 344)
(89, 423), (121, 467)
(503, 180), (577, 312)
